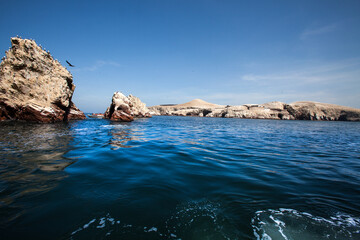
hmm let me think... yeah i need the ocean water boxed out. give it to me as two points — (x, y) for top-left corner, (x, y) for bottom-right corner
(0, 116), (360, 240)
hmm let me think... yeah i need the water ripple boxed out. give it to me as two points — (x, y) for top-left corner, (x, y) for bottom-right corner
(0, 117), (360, 239)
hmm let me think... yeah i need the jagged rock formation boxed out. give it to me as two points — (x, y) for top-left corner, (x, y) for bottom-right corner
(104, 92), (151, 121)
(127, 94), (152, 117)
(0, 37), (85, 122)
(287, 101), (360, 121)
(149, 100), (360, 121)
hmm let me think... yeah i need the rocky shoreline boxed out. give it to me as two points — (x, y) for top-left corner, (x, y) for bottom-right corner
(0, 37), (359, 123)
(149, 99), (360, 121)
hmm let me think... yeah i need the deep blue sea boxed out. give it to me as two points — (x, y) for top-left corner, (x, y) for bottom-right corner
(0, 116), (360, 240)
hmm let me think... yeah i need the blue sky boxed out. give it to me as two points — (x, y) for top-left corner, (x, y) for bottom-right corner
(1, 0), (360, 112)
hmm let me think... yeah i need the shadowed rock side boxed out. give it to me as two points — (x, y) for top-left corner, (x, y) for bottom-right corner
(0, 37), (85, 122)
(149, 100), (360, 121)
(68, 102), (86, 120)
(104, 92), (151, 122)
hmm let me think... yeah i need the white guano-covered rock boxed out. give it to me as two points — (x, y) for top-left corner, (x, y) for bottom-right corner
(0, 37), (85, 122)
(104, 91), (151, 121)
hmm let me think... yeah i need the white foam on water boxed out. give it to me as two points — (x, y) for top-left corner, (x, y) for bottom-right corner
(69, 213), (176, 239)
(72, 128), (100, 135)
(68, 201), (239, 239)
(262, 232), (272, 240)
(71, 218), (97, 235)
(83, 218), (96, 229)
(252, 208), (360, 240)
(164, 200), (240, 239)
(145, 227), (157, 232)
(101, 124), (129, 130)
(71, 227), (82, 236)
(96, 217), (106, 228)
(269, 215), (288, 240)
(108, 217), (115, 225)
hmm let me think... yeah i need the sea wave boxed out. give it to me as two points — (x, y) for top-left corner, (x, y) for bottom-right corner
(69, 200), (240, 239)
(252, 208), (360, 240)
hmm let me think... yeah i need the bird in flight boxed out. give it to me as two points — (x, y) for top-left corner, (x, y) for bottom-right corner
(66, 60), (75, 67)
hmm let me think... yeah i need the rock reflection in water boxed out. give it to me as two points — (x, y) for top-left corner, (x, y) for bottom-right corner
(0, 121), (73, 227)
(109, 122), (142, 149)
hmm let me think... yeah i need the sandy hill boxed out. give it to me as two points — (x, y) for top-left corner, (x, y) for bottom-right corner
(174, 99), (225, 108)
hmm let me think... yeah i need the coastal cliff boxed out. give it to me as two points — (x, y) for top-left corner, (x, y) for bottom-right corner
(149, 99), (360, 121)
(0, 37), (85, 122)
(104, 92), (151, 121)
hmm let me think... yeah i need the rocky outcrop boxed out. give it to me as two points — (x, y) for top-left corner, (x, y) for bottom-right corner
(104, 92), (151, 121)
(287, 101), (360, 121)
(68, 102), (86, 120)
(0, 37), (85, 122)
(149, 100), (360, 121)
(127, 94), (152, 118)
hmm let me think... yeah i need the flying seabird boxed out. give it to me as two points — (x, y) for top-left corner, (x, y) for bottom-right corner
(66, 60), (75, 67)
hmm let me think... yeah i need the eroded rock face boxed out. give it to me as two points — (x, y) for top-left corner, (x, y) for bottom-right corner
(104, 92), (151, 121)
(0, 37), (85, 122)
(287, 101), (360, 121)
(149, 99), (360, 121)
(68, 102), (86, 120)
(127, 94), (152, 118)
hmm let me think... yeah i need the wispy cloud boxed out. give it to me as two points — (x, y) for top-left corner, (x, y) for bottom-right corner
(240, 59), (360, 85)
(222, 59), (360, 107)
(73, 60), (122, 72)
(300, 23), (338, 40)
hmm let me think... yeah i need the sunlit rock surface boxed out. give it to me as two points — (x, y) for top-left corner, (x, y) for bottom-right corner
(149, 99), (360, 121)
(104, 92), (151, 122)
(0, 37), (85, 122)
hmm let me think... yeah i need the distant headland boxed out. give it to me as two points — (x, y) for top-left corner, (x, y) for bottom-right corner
(0, 37), (359, 123)
(149, 99), (360, 121)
